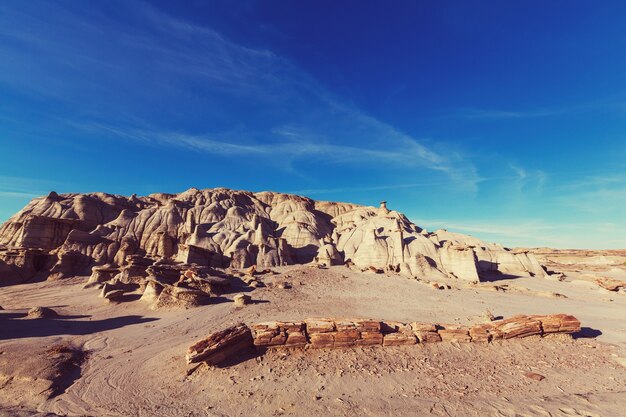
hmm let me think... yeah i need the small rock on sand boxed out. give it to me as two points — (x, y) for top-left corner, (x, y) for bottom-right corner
(484, 309), (495, 322)
(523, 371), (545, 381)
(234, 294), (252, 307)
(26, 306), (58, 319)
(104, 289), (126, 302)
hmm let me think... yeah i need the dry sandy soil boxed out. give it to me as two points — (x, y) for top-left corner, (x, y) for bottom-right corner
(1, 259), (625, 416)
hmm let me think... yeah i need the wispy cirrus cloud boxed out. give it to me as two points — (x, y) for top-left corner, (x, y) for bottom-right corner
(290, 180), (482, 196)
(0, 191), (42, 199)
(1, 1), (480, 191)
(457, 108), (566, 120)
(0, 176), (62, 222)
(558, 186), (626, 215)
(0, 176), (60, 198)
(73, 119), (481, 192)
(509, 164), (547, 193)
(415, 217), (626, 249)
(548, 174), (626, 215)
(455, 99), (622, 120)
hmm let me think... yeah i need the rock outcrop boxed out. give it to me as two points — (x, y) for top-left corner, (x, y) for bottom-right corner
(26, 306), (59, 319)
(0, 188), (546, 286)
(595, 277), (626, 292)
(187, 314), (581, 366)
(186, 323), (253, 365)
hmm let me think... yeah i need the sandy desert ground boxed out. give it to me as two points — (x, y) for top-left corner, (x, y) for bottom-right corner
(2, 1), (625, 415)
(1, 253), (625, 417)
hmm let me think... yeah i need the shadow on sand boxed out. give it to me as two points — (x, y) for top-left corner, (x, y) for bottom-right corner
(215, 346), (260, 368)
(478, 271), (526, 282)
(572, 327), (603, 339)
(0, 311), (159, 340)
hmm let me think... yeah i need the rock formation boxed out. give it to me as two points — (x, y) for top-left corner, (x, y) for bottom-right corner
(186, 323), (253, 365)
(186, 314), (581, 366)
(26, 306), (58, 319)
(0, 188), (546, 287)
(595, 277), (626, 292)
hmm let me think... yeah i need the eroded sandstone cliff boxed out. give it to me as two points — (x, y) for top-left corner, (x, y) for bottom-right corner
(0, 188), (545, 286)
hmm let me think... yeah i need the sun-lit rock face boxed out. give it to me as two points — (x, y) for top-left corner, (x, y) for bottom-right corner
(0, 188), (545, 286)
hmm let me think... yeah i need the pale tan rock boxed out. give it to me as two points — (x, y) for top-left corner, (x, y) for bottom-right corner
(26, 306), (58, 319)
(251, 321), (305, 347)
(417, 331), (442, 343)
(435, 229), (546, 278)
(305, 318), (336, 333)
(410, 322), (442, 343)
(103, 289), (125, 302)
(431, 282), (451, 290)
(88, 264), (120, 284)
(595, 277), (626, 292)
(438, 243), (480, 282)
(336, 319), (381, 333)
(469, 323), (496, 342)
(242, 275), (256, 284)
(493, 315), (542, 339)
(315, 242), (343, 266)
(0, 188), (555, 286)
(284, 331), (307, 347)
(186, 323), (253, 365)
(253, 330), (287, 347)
(140, 279), (164, 304)
(409, 322), (438, 333)
(233, 294), (251, 307)
(438, 326), (472, 342)
(523, 371), (545, 381)
(152, 286), (209, 310)
(382, 332), (417, 346)
(483, 309), (495, 322)
(114, 255), (155, 284)
(531, 314), (581, 334)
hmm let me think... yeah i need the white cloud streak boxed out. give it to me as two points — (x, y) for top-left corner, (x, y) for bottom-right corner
(9, 1), (479, 191)
(415, 218), (626, 249)
(0, 176), (60, 198)
(458, 108), (566, 120)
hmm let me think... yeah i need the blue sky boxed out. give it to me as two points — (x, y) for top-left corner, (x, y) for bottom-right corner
(1, 1), (625, 248)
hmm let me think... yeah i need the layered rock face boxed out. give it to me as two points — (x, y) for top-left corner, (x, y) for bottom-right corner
(186, 314), (581, 366)
(0, 188), (545, 286)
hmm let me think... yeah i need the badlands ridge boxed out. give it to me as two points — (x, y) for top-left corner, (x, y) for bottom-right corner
(0, 187), (545, 287)
(1, 188), (625, 416)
